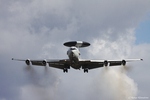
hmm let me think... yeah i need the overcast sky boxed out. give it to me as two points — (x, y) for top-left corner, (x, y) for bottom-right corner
(0, 0), (150, 100)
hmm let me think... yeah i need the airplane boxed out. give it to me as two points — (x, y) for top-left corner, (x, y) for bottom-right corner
(12, 41), (143, 73)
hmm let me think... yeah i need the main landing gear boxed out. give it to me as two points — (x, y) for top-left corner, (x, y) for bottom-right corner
(84, 68), (88, 73)
(63, 68), (68, 73)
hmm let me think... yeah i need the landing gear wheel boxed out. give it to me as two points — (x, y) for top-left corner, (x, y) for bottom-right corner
(63, 68), (68, 73)
(84, 68), (88, 73)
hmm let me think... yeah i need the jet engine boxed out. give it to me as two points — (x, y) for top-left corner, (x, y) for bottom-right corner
(25, 59), (30, 65)
(104, 60), (108, 66)
(42, 60), (47, 66)
(122, 60), (126, 66)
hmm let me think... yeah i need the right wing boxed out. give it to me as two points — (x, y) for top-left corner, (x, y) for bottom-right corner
(79, 59), (143, 70)
(79, 59), (104, 69)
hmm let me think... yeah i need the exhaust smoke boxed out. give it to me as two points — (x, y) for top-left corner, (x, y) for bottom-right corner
(22, 65), (60, 100)
(98, 67), (138, 100)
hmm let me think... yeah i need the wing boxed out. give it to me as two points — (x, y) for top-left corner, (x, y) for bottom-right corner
(79, 59), (104, 69)
(47, 59), (70, 69)
(12, 58), (71, 69)
(79, 59), (143, 69)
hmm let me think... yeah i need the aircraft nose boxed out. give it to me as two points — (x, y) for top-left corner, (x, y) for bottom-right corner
(71, 50), (78, 58)
(70, 51), (74, 57)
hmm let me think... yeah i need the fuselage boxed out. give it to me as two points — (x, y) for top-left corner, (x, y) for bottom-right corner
(67, 46), (81, 69)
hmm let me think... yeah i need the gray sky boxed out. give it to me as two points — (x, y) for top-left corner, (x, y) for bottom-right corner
(0, 0), (150, 100)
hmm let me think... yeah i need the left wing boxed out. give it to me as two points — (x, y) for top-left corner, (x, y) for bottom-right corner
(79, 59), (143, 70)
(12, 58), (71, 70)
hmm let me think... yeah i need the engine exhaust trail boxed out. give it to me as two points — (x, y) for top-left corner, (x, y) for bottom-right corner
(22, 65), (60, 100)
(99, 66), (138, 100)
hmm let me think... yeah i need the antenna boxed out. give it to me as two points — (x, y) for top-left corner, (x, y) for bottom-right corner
(63, 41), (90, 48)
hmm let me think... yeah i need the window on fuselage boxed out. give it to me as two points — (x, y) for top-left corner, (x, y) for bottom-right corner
(70, 48), (76, 50)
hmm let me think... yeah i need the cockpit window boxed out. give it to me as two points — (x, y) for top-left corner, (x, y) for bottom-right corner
(71, 48), (76, 50)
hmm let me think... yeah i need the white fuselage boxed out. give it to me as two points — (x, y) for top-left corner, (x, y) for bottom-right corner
(67, 46), (81, 69)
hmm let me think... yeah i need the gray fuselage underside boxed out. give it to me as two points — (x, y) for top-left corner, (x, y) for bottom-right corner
(67, 46), (81, 69)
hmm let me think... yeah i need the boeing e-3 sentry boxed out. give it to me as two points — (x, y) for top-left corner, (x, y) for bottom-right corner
(12, 41), (143, 73)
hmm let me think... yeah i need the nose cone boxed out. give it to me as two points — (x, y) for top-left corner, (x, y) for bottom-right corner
(70, 50), (75, 57)
(69, 51), (72, 56)
(69, 50), (79, 63)
(68, 50), (79, 58)
(67, 50), (73, 57)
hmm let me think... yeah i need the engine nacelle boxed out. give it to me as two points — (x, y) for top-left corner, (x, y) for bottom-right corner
(42, 60), (47, 66)
(122, 60), (126, 66)
(25, 59), (30, 65)
(104, 60), (108, 66)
